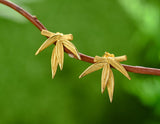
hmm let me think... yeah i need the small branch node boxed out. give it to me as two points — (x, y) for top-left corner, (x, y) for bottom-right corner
(33, 15), (37, 20)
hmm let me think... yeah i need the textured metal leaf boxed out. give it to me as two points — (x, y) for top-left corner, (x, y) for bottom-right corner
(51, 46), (58, 79)
(94, 55), (127, 63)
(101, 63), (110, 93)
(56, 40), (64, 70)
(107, 69), (114, 103)
(35, 35), (59, 55)
(41, 29), (55, 37)
(114, 55), (127, 62)
(79, 63), (104, 78)
(94, 56), (108, 63)
(108, 57), (131, 80)
(63, 40), (81, 60)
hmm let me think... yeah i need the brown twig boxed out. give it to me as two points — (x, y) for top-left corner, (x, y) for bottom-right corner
(0, 0), (160, 76)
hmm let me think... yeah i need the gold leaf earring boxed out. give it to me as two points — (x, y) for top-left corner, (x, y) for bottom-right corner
(36, 29), (81, 78)
(79, 52), (131, 102)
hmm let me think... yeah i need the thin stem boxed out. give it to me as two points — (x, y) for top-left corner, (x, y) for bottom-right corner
(0, 0), (160, 76)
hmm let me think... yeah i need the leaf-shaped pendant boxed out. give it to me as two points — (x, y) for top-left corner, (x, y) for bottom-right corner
(41, 30), (55, 37)
(79, 63), (104, 78)
(56, 40), (64, 70)
(108, 57), (130, 80)
(51, 46), (58, 79)
(63, 40), (81, 60)
(35, 35), (59, 55)
(101, 63), (110, 93)
(107, 69), (114, 103)
(79, 52), (131, 103)
(36, 30), (81, 79)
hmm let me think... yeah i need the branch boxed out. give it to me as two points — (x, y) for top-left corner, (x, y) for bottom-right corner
(1, 0), (160, 76)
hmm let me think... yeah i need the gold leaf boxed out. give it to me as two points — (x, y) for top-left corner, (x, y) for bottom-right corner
(114, 55), (127, 62)
(107, 69), (114, 103)
(41, 29), (55, 37)
(101, 63), (110, 93)
(108, 57), (131, 80)
(94, 56), (108, 63)
(79, 63), (104, 78)
(35, 35), (59, 55)
(62, 34), (73, 41)
(63, 40), (81, 60)
(51, 46), (58, 79)
(56, 40), (64, 70)
(94, 55), (127, 63)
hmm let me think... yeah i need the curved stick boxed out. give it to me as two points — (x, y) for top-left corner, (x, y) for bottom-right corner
(0, 0), (160, 76)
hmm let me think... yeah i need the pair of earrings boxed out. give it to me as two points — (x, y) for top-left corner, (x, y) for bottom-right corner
(36, 30), (131, 102)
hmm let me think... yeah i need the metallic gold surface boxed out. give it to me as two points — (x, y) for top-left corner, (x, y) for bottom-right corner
(79, 52), (131, 102)
(36, 30), (81, 78)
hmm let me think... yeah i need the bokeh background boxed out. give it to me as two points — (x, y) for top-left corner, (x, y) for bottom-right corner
(0, 0), (160, 123)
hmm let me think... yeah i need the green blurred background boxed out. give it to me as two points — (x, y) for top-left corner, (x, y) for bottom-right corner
(0, 0), (160, 123)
